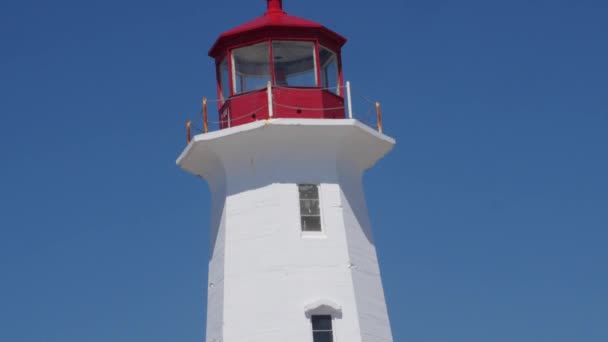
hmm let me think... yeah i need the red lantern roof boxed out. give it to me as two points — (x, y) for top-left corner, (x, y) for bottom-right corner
(209, 0), (347, 58)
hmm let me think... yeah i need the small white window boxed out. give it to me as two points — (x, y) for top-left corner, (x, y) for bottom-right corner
(311, 315), (334, 342)
(298, 184), (321, 232)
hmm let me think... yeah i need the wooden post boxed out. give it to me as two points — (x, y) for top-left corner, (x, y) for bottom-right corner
(186, 120), (192, 143)
(376, 102), (383, 134)
(203, 97), (209, 133)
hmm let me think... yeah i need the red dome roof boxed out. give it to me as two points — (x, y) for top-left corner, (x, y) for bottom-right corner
(209, 0), (347, 58)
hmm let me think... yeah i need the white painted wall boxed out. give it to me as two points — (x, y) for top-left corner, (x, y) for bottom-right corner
(178, 119), (395, 342)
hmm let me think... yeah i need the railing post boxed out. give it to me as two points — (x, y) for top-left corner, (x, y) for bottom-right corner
(376, 102), (383, 134)
(202, 97), (209, 133)
(267, 81), (274, 118)
(186, 120), (192, 143)
(346, 81), (353, 119)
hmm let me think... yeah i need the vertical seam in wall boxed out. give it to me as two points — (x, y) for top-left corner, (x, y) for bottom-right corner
(220, 195), (228, 342)
(336, 171), (364, 342)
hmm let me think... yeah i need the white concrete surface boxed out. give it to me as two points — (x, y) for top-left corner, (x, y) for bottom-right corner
(177, 119), (395, 342)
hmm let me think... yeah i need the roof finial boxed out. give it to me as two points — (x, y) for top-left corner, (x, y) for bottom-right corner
(267, 0), (283, 13)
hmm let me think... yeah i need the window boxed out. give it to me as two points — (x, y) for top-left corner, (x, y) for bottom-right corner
(272, 41), (317, 87)
(319, 46), (339, 95)
(299, 184), (321, 232)
(232, 42), (271, 94)
(311, 315), (334, 342)
(219, 57), (230, 101)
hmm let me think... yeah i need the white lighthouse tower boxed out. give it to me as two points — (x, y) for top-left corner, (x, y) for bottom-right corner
(177, 1), (395, 342)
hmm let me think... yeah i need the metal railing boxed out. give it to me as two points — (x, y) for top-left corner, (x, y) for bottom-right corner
(185, 81), (384, 143)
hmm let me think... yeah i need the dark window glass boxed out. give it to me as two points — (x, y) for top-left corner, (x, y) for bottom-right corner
(301, 216), (321, 232)
(299, 184), (321, 232)
(300, 199), (320, 216)
(312, 315), (333, 342)
(299, 184), (319, 199)
(313, 332), (333, 342)
(312, 315), (333, 330)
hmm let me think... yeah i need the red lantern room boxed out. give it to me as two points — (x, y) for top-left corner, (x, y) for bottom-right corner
(209, 0), (347, 128)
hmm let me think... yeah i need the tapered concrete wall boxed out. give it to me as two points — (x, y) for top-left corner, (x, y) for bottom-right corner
(178, 119), (394, 342)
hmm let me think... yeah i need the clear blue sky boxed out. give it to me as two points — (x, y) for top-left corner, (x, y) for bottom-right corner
(1, 0), (607, 341)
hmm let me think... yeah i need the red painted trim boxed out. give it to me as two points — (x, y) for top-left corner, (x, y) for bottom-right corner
(269, 36), (320, 42)
(226, 37), (271, 52)
(210, 27), (346, 58)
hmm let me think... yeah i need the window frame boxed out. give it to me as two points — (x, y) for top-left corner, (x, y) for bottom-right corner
(223, 39), (343, 96)
(298, 183), (324, 234)
(226, 39), (332, 96)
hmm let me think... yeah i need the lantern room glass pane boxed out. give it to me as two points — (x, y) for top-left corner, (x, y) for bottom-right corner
(219, 58), (230, 100)
(319, 46), (339, 94)
(232, 42), (271, 94)
(272, 41), (317, 87)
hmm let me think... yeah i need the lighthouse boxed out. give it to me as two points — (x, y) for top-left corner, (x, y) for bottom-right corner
(177, 1), (395, 342)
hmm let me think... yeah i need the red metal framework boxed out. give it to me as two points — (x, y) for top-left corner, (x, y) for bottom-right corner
(209, 0), (348, 128)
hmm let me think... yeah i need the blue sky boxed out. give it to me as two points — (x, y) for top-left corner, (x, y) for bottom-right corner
(1, 0), (607, 341)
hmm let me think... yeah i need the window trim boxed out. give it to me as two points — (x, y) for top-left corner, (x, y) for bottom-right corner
(304, 299), (342, 318)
